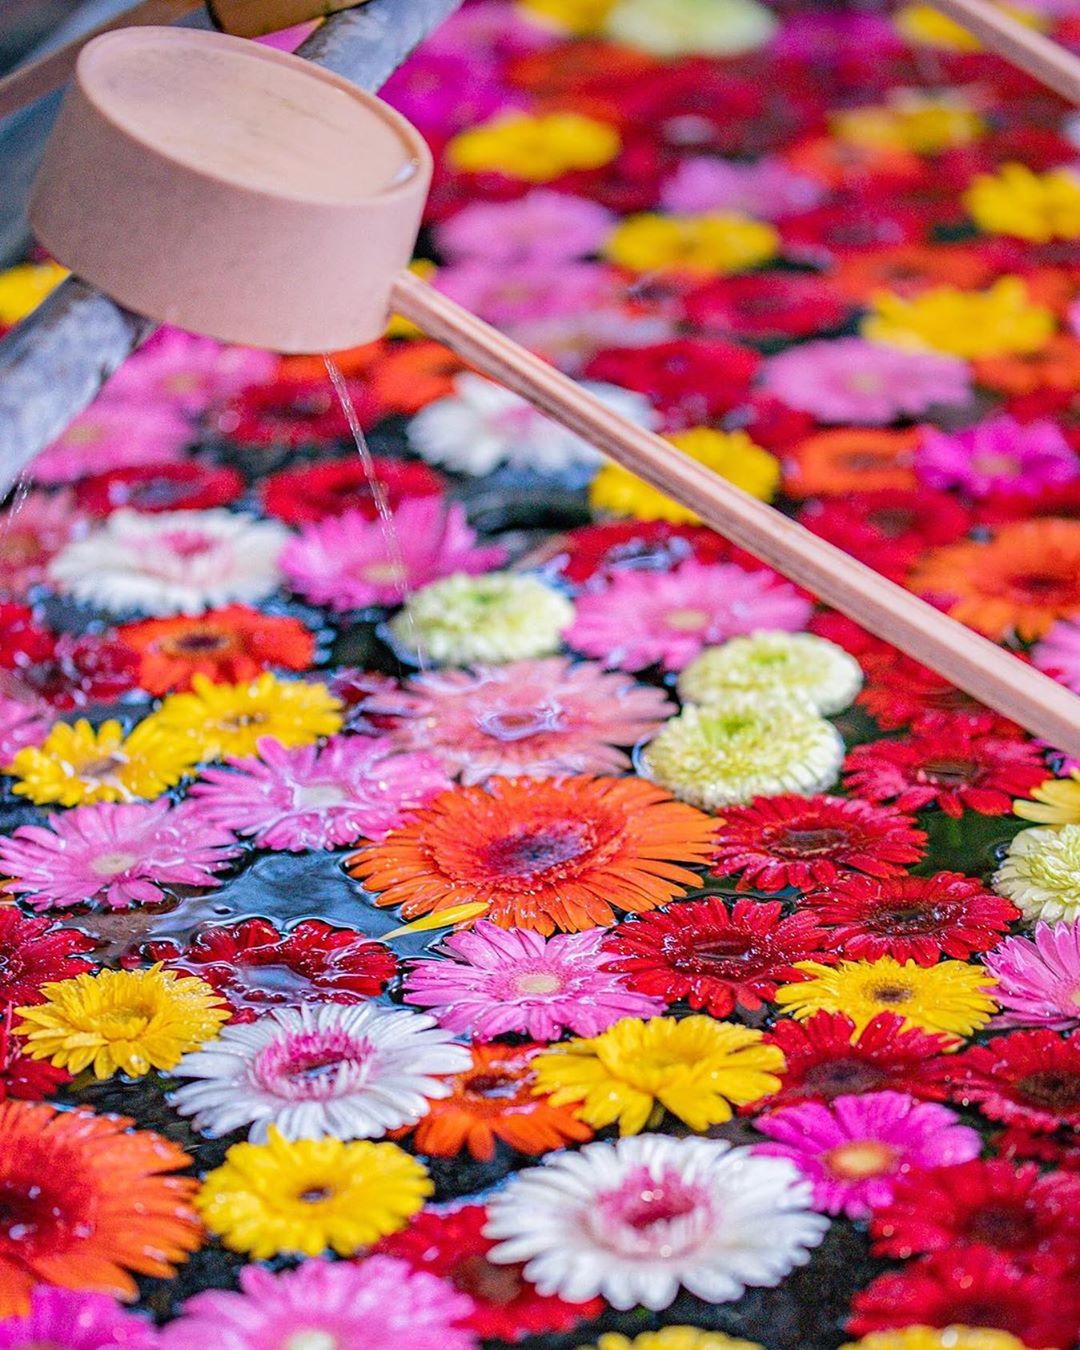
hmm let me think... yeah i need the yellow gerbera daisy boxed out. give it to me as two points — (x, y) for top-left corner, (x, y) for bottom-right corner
(533, 1014), (784, 1135)
(149, 673), (342, 761)
(831, 95), (984, 155)
(5, 717), (201, 807)
(843, 1328), (1030, 1350)
(519, 0), (617, 33)
(581, 1331), (763, 1350)
(15, 965), (227, 1079)
(775, 957), (997, 1038)
(197, 1128), (430, 1258)
(895, 2), (1045, 50)
(590, 427), (779, 521)
(604, 212), (779, 277)
(862, 277), (1055, 359)
(1015, 770), (1080, 824)
(447, 112), (620, 182)
(965, 163), (1080, 244)
(0, 261), (68, 326)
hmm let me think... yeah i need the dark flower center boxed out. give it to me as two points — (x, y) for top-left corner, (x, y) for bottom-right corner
(868, 507), (918, 537)
(483, 823), (589, 879)
(168, 631), (234, 656)
(667, 931), (765, 978)
(1016, 1070), (1080, 1110)
(918, 757), (978, 788)
(452, 1253), (524, 1306)
(1008, 571), (1072, 602)
(802, 1058), (888, 1097)
(464, 1070), (525, 1101)
(768, 825), (850, 858)
(965, 1203), (1037, 1249)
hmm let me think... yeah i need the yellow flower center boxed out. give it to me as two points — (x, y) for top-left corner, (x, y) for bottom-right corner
(360, 562), (407, 585)
(515, 971), (563, 995)
(823, 1140), (898, 1179)
(98, 1009), (152, 1039)
(90, 851), (138, 876)
(219, 711), (268, 730)
(664, 608), (709, 631)
(285, 1334), (338, 1350)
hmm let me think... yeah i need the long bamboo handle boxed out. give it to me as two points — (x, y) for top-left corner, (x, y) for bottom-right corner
(392, 270), (1080, 758)
(927, 0), (1080, 104)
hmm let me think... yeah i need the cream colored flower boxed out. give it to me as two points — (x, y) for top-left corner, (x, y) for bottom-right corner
(678, 632), (862, 716)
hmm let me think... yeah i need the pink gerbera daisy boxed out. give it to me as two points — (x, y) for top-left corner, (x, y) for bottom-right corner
(188, 734), (451, 850)
(403, 921), (663, 1040)
(916, 416), (1079, 500)
(0, 490), (84, 598)
(101, 326), (277, 415)
(280, 496), (506, 610)
(388, 658), (674, 783)
(1033, 620), (1080, 694)
(565, 561), (811, 672)
(0, 695), (48, 763)
(0, 801), (241, 911)
(30, 402), (192, 484)
(985, 922), (1080, 1030)
(0, 1286), (158, 1348)
(754, 1090), (982, 1218)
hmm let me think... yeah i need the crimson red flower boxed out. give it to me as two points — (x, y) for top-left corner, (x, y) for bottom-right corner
(976, 475), (1080, 527)
(932, 1030), (1080, 1134)
(554, 133), (670, 215)
(538, 520), (733, 586)
(802, 871), (1019, 966)
(684, 273), (849, 342)
(727, 393), (816, 455)
(0, 604), (53, 669)
(143, 918), (396, 1022)
(843, 727), (1046, 816)
(325, 668), (418, 734)
(807, 612), (898, 664)
(856, 653), (1022, 735)
(600, 896), (830, 1017)
(708, 794), (926, 893)
(260, 455), (446, 525)
(993, 1126), (1080, 1172)
(584, 339), (759, 428)
(214, 376), (381, 448)
(760, 1011), (954, 1108)
(0, 1009), (70, 1101)
(0, 909), (95, 1010)
(870, 1159), (1080, 1266)
(73, 463), (244, 515)
(846, 1247), (1080, 1347)
(798, 489), (971, 583)
(780, 199), (930, 263)
(376, 1204), (603, 1341)
(2, 632), (140, 710)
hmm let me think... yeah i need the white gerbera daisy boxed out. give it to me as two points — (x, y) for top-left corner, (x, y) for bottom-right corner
(678, 632), (863, 716)
(46, 508), (288, 616)
(406, 371), (657, 476)
(484, 1133), (826, 1311)
(167, 1002), (470, 1143)
(993, 824), (1080, 924)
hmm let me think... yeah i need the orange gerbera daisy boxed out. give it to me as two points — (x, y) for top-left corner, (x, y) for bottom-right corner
(909, 519), (1080, 641)
(277, 339), (383, 382)
(368, 341), (466, 415)
(973, 335), (1080, 395)
(0, 1099), (201, 1316)
(783, 135), (923, 189)
(117, 604), (315, 695)
(831, 243), (997, 303)
(349, 775), (716, 935)
(407, 1043), (591, 1161)
(784, 429), (919, 498)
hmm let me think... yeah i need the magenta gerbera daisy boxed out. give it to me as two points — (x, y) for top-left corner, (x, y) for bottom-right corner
(600, 897), (831, 1018)
(0, 909), (95, 1010)
(708, 794), (926, 893)
(0, 801), (241, 911)
(188, 734), (451, 850)
(0, 1286), (158, 1349)
(985, 922), (1080, 1030)
(754, 1090), (982, 1219)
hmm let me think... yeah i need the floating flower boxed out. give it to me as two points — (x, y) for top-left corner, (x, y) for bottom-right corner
(601, 898), (830, 1017)
(590, 427), (780, 519)
(685, 272), (848, 343)
(407, 1041), (592, 1160)
(994, 825), (1080, 924)
(169, 1002), (469, 1142)
(188, 734), (449, 850)
(755, 1091), (981, 1219)
(387, 572), (574, 667)
(0, 1100), (199, 1316)
(0, 909), (95, 1009)
(1032, 620), (1080, 695)
(403, 922), (663, 1039)
(604, 212), (779, 276)
(260, 455), (446, 526)
(776, 957), (997, 1038)
(280, 499), (506, 611)
(447, 111), (620, 180)
(604, 0), (776, 54)
(678, 632), (862, 715)
(196, 1128), (430, 1257)
(965, 163), (1080, 243)
(662, 155), (823, 219)
(843, 1330), (1031, 1350)
(16, 965), (228, 1080)
(0, 1286), (158, 1349)
(758, 339), (970, 426)
(800, 489), (970, 584)
(566, 562), (811, 673)
(434, 259), (616, 328)
(915, 416), (1077, 499)
(388, 658), (672, 783)
(709, 795), (926, 892)
(46, 509), (288, 617)
(0, 490), (83, 597)
(117, 605), (315, 695)
(484, 1134), (826, 1310)
(545, 520), (731, 586)
(32, 404), (191, 486)
(5, 717), (201, 807)
(0, 801), (240, 911)
(533, 1014), (783, 1134)
(378, 1204), (603, 1342)
(350, 774), (715, 934)
(159, 1256), (476, 1350)
(784, 428), (918, 498)
(435, 189), (616, 262)
(584, 340), (759, 427)
(406, 372), (655, 476)
(0, 1012), (72, 1102)
(74, 462), (245, 516)
(213, 374), (379, 448)
(985, 923), (1080, 1029)
(803, 872), (1018, 966)
(856, 652), (1005, 733)
(150, 673), (341, 762)
(939, 1027), (1080, 1134)
(642, 695), (844, 810)
(2, 630), (140, 711)
(578, 1334), (762, 1350)
(862, 278), (1056, 359)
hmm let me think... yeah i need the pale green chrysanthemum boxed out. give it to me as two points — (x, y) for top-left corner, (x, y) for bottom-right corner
(677, 632), (862, 716)
(640, 693), (844, 810)
(993, 824), (1080, 924)
(388, 571), (574, 666)
(604, 0), (777, 57)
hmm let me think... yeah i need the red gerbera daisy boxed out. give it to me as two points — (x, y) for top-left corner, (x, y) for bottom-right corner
(0, 604), (54, 669)
(73, 462), (245, 515)
(932, 1029), (1080, 1133)
(798, 490), (971, 583)
(536, 520), (732, 586)
(802, 871), (1019, 966)
(709, 794), (926, 893)
(0, 1008), (70, 1101)
(992, 1126), (1080, 1172)
(260, 455), (446, 525)
(729, 393), (816, 455)
(856, 653), (1023, 735)
(807, 612), (898, 664)
(144, 917), (396, 1023)
(326, 668), (418, 734)
(846, 1246), (1080, 1347)
(214, 376), (380, 448)
(842, 727), (1046, 817)
(1, 632), (140, 710)
(780, 199), (929, 263)
(584, 339), (760, 428)
(600, 897), (831, 1017)
(0, 909), (95, 1010)
(376, 1205), (603, 1341)
(683, 272), (850, 342)
(760, 1011), (954, 1108)
(870, 1158), (1080, 1265)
